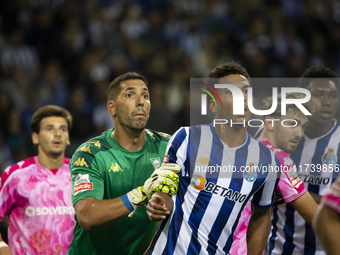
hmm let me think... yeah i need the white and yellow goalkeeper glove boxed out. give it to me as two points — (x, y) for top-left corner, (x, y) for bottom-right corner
(144, 163), (180, 199)
(121, 163), (180, 218)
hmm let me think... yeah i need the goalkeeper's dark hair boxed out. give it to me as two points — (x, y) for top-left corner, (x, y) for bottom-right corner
(30, 105), (72, 134)
(208, 62), (250, 81)
(261, 93), (315, 117)
(298, 66), (338, 88)
(108, 72), (148, 101)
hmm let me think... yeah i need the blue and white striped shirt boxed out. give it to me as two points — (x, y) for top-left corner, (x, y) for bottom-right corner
(146, 124), (280, 255)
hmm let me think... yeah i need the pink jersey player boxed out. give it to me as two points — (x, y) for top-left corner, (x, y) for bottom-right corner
(229, 139), (306, 255)
(0, 156), (75, 255)
(321, 173), (340, 214)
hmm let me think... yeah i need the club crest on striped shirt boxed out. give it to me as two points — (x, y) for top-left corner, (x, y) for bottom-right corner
(322, 148), (337, 164)
(243, 162), (257, 182)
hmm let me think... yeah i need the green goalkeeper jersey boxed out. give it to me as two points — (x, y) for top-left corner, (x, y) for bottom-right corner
(67, 129), (170, 255)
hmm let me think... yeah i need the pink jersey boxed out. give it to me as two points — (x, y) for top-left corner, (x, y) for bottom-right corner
(321, 173), (340, 214)
(229, 139), (306, 255)
(0, 156), (75, 255)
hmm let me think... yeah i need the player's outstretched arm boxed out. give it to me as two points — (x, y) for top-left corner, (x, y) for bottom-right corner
(313, 204), (340, 255)
(146, 193), (174, 222)
(0, 233), (12, 255)
(290, 191), (318, 224)
(74, 163), (180, 231)
(247, 203), (271, 255)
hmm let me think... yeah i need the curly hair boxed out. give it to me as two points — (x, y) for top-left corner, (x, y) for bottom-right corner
(208, 62), (250, 80)
(298, 66), (338, 88)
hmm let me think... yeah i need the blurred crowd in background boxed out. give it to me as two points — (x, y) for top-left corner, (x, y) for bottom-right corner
(1, 0), (340, 172)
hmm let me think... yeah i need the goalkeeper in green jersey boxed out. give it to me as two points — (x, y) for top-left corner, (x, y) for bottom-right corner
(67, 72), (180, 255)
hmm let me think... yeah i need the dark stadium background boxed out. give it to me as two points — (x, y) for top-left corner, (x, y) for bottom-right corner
(1, 0), (340, 243)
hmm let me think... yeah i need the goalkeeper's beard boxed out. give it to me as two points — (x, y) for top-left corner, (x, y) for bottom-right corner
(130, 113), (150, 130)
(127, 120), (148, 131)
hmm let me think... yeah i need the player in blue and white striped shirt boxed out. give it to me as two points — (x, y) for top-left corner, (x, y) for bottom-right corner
(145, 62), (280, 255)
(268, 66), (340, 255)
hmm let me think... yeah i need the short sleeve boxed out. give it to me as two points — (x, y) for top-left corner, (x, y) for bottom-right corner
(252, 153), (280, 208)
(163, 127), (189, 176)
(70, 148), (105, 205)
(252, 178), (278, 209)
(0, 167), (18, 220)
(277, 164), (306, 203)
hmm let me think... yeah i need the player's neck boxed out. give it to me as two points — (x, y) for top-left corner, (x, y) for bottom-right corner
(304, 120), (334, 139)
(37, 151), (64, 169)
(112, 125), (145, 151)
(214, 125), (247, 148)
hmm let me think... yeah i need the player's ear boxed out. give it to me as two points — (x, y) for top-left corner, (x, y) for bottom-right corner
(264, 116), (276, 132)
(32, 132), (39, 145)
(210, 99), (217, 113)
(107, 100), (116, 117)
